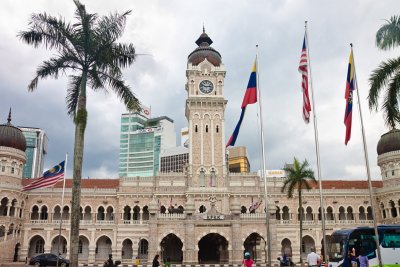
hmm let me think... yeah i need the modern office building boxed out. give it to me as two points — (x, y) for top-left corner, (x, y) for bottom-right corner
(227, 146), (250, 173)
(19, 127), (48, 179)
(119, 109), (176, 177)
(160, 146), (189, 173)
(1, 30), (400, 265)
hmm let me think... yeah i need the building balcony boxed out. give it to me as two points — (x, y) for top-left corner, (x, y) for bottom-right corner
(158, 213), (186, 220)
(240, 213), (266, 220)
(122, 220), (149, 225)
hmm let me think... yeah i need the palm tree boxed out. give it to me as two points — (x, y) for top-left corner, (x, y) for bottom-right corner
(368, 15), (400, 129)
(282, 158), (317, 263)
(18, 1), (140, 266)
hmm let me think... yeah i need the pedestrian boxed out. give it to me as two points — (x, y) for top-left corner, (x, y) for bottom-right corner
(135, 256), (141, 267)
(350, 247), (357, 267)
(104, 254), (114, 267)
(306, 247), (320, 267)
(358, 248), (369, 267)
(282, 252), (288, 266)
(164, 257), (171, 267)
(242, 252), (254, 267)
(152, 254), (160, 267)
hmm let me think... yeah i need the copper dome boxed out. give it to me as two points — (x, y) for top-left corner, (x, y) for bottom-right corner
(0, 110), (26, 152)
(188, 29), (221, 67)
(377, 129), (400, 155)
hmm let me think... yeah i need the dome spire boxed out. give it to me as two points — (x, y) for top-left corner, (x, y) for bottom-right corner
(195, 27), (213, 46)
(7, 108), (11, 125)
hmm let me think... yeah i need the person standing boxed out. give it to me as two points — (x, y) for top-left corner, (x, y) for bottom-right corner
(164, 257), (171, 267)
(306, 247), (320, 267)
(358, 248), (369, 267)
(242, 252), (254, 267)
(350, 247), (357, 267)
(152, 254), (160, 267)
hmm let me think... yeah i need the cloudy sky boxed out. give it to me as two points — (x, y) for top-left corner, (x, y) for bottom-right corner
(1, 0), (398, 180)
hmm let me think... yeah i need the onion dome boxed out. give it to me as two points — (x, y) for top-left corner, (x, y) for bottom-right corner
(377, 129), (400, 155)
(0, 109), (26, 151)
(188, 27), (222, 66)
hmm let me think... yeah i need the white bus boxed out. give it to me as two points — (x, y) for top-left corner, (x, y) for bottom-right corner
(326, 225), (400, 267)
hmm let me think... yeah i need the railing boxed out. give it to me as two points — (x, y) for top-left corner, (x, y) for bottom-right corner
(358, 220), (374, 224)
(29, 219), (48, 224)
(338, 220), (355, 224)
(53, 220), (70, 224)
(240, 213), (266, 220)
(158, 213), (186, 219)
(96, 220), (115, 225)
(122, 220), (149, 225)
(80, 220), (93, 225)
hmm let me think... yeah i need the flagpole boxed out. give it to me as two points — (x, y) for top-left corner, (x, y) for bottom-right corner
(351, 44), (383, 267)
(57, 154), (68, 267)
(304, 21), (328, 262)
(256, 45), (272, 267)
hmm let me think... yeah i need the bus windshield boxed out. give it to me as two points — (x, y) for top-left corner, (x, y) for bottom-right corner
(327, 234), (346, 262)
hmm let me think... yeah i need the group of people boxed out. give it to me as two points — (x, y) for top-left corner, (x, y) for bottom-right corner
(349, 247), (369, 267)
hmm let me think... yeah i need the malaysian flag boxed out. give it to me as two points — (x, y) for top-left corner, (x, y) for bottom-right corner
(249, 198), (263, 213)
(22, 161), (65, 191)
(298, 35), (311, 123)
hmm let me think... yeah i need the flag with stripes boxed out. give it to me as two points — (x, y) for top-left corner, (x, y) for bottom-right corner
(298, 35), (311, 123)
(22, 161), (65, 191)
(344, 49), (356, 145)
(226, 59), (257, 147)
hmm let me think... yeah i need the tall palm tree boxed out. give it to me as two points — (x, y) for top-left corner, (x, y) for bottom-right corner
(368, 15), (400, 129)
(282, 158), (317, 263)
(18, 1), (140, 266)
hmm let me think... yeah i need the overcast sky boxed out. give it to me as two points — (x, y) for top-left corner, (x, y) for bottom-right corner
(1, 0), (399, 180)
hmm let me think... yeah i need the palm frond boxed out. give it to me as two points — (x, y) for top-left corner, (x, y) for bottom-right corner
(28, 53), (80, 91)
(382, 73), (400, 128)
(368, 57), (400, 111)
(66, 75), (82, 117)
(376, 15), (400, 51)
(95, 10), (132, 43)
(96, 70), (140, 112)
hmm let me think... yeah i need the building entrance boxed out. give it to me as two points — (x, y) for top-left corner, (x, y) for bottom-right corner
(198, 233), (228, 263)
(160, 234), (183, 263)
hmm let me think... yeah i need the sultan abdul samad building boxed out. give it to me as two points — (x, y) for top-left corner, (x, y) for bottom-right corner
(0, 30), (400, 265)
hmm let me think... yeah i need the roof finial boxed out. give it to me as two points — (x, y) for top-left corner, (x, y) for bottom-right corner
(7, 108), (11, 124)
(203, 23), (205, 33)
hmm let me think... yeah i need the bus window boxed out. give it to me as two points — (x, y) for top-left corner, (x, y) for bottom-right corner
(382, 229), (400, 248)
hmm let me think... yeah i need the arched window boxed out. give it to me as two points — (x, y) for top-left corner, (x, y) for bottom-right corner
(199, 205), (206, 213)
(216, 125), (219, 133)
(199, 169), (205, 187)
(381, 203), (386, 219)
(390, 200), (398, 218)
(210, 170), (216, 187)
(195, 125), (198, 133)
(205, 125), (208, 133)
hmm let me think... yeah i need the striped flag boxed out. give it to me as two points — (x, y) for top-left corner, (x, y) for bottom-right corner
(344, 49), (356, 145)
(22, 161), (65, 191)
(226, 60), (257, 147)
(298, 36), (311, 123)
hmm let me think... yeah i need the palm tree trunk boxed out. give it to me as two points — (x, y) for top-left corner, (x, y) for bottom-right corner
(69, 72), (88, 267)
(298, 189), (303, 264)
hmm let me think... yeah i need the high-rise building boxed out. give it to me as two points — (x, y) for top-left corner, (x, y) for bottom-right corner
(227, 146), (250, 173)
(119, 109), (176, 177)
(19, 127), (48, 178)
(160, 146), (189, 173)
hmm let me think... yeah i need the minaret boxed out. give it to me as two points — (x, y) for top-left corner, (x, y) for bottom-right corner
(185, 29), (227, 187)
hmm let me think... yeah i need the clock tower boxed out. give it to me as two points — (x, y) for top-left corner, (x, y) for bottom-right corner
(185, 28), (227, 188)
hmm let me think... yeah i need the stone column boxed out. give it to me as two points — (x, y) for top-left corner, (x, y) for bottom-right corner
(184, 222), (195, 264)
(88, 230), (96, 264)
(6, 203), (11, 216)
(148, 197), (159, 260)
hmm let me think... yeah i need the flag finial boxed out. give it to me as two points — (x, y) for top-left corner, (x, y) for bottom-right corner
(350, 43), (353, 48)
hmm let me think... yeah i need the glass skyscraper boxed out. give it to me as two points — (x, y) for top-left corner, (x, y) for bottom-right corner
(19, 127), (48, 178)
(119, 111), (176, 177)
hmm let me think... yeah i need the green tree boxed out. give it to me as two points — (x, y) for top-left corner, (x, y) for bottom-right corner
(282, 158), (317, 263)
(18, 1), (140, 266)
(368, 15), (400, 129)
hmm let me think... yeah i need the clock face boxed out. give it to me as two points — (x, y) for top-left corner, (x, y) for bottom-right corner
(199, 80), (214, 94)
